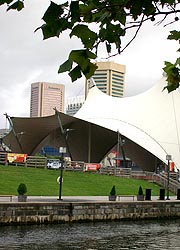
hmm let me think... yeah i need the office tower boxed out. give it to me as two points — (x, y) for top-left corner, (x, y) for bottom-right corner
(66, 95), (85, 116)
(30, 82), (65, 117)
(85, 61), (126, 98)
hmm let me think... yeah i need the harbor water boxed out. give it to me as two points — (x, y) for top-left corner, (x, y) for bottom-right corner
(0, 219), (180, 249)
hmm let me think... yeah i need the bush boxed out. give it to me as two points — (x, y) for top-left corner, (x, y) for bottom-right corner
(17, 183), (27, 195)
(110, 185), (116, 196)
(138, 186), (143, 195)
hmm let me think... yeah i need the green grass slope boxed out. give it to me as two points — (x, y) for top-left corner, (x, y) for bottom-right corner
(0, 165), (162, 196)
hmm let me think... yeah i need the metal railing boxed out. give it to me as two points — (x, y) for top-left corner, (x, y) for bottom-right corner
(0, 152), (7, 165)
(1, 150), (180, 194)
(100, 166), (180, 194)
(25, 156), (47, 168)
(100, 167), (132, 176)
(64, 161), (84, 171)
(157, 172), (180, 194)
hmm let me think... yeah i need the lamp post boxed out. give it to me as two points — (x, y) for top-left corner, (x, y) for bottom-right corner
(120, 138), (126, 168)
(166, 154), (172, 200)
(115, 130), (120, 175)
(57, 147), (66, 200)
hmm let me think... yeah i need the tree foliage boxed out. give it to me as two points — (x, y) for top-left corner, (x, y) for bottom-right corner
(2, 0), (180, 91)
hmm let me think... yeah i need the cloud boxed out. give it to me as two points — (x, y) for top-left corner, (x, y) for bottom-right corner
(0, 1), (179, 128)
(0, 0), (82, 127)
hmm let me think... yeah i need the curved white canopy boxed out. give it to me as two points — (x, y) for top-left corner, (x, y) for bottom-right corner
(75, 77), (180, 170)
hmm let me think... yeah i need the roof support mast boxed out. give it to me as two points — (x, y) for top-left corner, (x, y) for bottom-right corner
(4, 113), (24, 153)
(54, 108), (73, 160)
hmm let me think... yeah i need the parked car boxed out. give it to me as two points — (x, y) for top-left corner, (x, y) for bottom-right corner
(47, 159), (61, 169)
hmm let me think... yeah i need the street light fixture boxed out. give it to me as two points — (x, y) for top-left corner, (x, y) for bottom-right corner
(57, 147), (66, 200)
(166, 154), (172, 200)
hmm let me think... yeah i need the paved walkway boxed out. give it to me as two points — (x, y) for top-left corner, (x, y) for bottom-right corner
(0, 195), (179, 203)
(0, 196), (110, 203)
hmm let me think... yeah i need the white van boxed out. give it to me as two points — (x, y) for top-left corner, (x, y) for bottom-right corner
(47, 159), (60, 169)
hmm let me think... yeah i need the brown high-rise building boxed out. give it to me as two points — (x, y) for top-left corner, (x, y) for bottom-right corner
(85, 61), (126, 98)
(30, 82), (65, 117)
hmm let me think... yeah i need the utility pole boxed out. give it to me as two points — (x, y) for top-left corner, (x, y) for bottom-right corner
(166, 154), (172, 200)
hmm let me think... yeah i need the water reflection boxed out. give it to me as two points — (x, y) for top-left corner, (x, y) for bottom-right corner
(0, 220), (180, 249)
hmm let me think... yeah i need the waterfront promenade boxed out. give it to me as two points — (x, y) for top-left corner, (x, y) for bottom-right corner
(0, 195), (178, 203)
(0, 195), (179, 203)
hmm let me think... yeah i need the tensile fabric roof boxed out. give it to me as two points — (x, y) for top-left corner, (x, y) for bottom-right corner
(3, 77), (180, 171)
(75, 77), (180, 170)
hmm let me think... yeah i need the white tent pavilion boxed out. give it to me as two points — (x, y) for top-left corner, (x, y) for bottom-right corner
(75, 77), (180, 170)
(3, 77), (180, 171)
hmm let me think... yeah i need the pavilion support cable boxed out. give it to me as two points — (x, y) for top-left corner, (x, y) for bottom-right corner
(172, 93), (180, 167)
(4, 113), (24, 153)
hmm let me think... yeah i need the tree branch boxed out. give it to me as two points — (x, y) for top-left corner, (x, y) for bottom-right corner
(121, 15), (145, 54)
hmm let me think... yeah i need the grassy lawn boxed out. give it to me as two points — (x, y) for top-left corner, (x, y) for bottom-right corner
(0, 165), (163, 196)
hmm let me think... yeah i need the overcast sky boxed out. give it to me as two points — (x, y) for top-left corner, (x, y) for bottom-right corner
(0, 0), (179, 129)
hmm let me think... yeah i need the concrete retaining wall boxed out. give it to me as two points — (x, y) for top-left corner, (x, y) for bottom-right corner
(1, 201), (180, 225)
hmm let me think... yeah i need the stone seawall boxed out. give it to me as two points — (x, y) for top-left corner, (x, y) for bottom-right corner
(1, 201), (180, 225)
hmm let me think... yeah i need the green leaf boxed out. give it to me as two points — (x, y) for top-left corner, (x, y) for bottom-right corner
(175, 57), (180, 66)
(40, 1), (72, 39)
(168, 30), (180, 41)
(40, 18), (71, 39)
(113, 9), (126, 25)
(161, 0), (175, 5)
(69, 49), (96, 70)
(0, 0), (13, 6)
(40, 24), (58, 39)
(86, 50), (97, 60)
(58, 59), (73, 73)
(84, 62), (98, 79)
(68, 65), (82, 82)
(69, 50), (89, 69)
(99, 23), (124, 49)
(99, 28), (107, 42)
(65, 49), (98, 81)
(42, 1), (64, 24)
(106, 42), (111, 53)
(7, 1), (24, 11)
(163, 61), (180, 92)
(70, 24), (97, 48)
(163, 61), (173, 73)
(79, 3), (93, 22)
(130, 1), (143, 20)
(142, 1), (156, 16)
(92, 10), (111, 23)
(70, 1), (80, 22)
(164, 81), (179, 93)
(68, 61), (98, 82)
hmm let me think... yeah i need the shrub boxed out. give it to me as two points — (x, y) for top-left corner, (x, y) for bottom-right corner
(17, 183), (27, 195)
(110, 185), (116, 196)
(138, 186), (143, 195)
